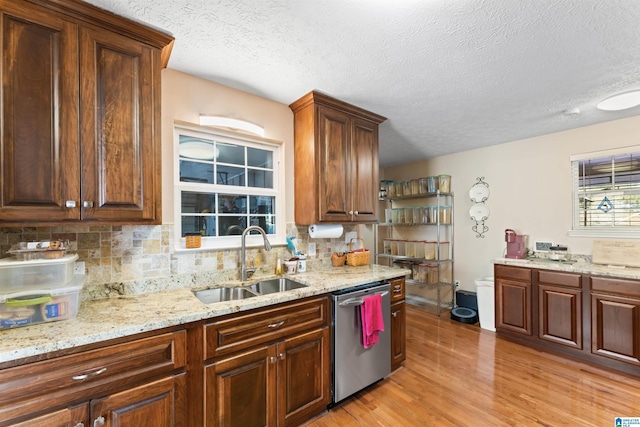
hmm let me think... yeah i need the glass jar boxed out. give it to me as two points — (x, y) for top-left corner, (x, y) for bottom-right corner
(424, 241), (436, 260)
(419, 178), (429, 194)
(427, 176), (438, 193)
(549, 245), (569, 261)
(438, 242), (450, 260)
(439, 205), (452, 224)
(438, 174), (451, 193)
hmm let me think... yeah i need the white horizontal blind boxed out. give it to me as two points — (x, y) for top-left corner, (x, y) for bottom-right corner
(573, 152), (640, 228)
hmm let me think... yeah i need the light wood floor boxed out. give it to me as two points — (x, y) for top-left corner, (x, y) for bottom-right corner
(303, 304), (640, 426)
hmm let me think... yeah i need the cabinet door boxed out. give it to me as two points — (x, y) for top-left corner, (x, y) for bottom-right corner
(316, 105), (351, 223)
(538, 285), (582, 349)
(6, 404), (88, 427)
(205, 345), (277, 427)
(277, 328), (330, 427)
(495, 278), (532, 335)
(79, 25), (159, 223)
(391, 301), (406, 371)
(350, 117), (378, 222)
(591, 293), (640, 366)
(0, 3), (80, 222)
(90, 374), (185, 427)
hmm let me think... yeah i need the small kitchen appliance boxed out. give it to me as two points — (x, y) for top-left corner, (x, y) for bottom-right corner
(505, 229), (527, 259)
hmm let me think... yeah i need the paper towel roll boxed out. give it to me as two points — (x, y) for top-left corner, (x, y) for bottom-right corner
(308, 224), (343, 239)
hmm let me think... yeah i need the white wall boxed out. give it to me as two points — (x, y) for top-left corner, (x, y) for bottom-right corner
(160, 69), (295, 224)
(382, 115), (640, 291)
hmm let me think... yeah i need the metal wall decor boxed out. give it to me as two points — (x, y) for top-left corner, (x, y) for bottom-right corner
(469, 177), (490, 238)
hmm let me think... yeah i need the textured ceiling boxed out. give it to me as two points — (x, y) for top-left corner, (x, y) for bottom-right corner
(86, 0), (640, 167)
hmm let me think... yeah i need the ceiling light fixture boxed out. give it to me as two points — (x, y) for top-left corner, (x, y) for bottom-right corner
(596, 90), (640, 111)
(199, 114), (265, 137)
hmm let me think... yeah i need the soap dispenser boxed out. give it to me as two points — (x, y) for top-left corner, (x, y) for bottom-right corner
(275, 257), (283, 276)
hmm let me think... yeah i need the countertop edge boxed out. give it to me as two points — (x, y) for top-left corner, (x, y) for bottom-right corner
(492, 257), (640, 280)
(0, 265), (410, 364)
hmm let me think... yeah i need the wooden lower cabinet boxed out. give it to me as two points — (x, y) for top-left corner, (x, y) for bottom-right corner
(203, 296), (331, 427)
(538, 270), (582, 349)
(391, 301), (406, 371)
(591, 292), (640, 366)
(0, 330), (187, 427)
(495, 277), (532, 335)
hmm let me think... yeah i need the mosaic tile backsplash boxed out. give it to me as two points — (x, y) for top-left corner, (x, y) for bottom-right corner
(0, 224), (360, 301)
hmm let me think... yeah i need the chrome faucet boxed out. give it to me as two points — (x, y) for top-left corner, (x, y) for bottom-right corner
(241, 225), (272, 281)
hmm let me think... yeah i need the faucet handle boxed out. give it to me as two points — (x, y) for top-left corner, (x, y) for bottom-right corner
(246, 268), (256, 279)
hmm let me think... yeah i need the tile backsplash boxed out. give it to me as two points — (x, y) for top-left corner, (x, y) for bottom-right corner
(0, 223), (360, 300)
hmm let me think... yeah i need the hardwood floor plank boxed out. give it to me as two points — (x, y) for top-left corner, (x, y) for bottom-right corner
(302, 304), (640, 426)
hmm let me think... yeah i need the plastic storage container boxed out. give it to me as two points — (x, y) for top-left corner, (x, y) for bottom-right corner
(475, 277), (495, 331)
(439, 206), (452, 224)
(438, 242), (450, 260)
(0, 254), (78, 292)
(0, 275), (84, 329)
(424, 241), (436, 260)
(427, 176), (438, 193)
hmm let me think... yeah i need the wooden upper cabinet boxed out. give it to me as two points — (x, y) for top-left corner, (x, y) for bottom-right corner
(290, 91), (386, 225)
(0, 0), (173, 225)
(0, 2), (80, 222)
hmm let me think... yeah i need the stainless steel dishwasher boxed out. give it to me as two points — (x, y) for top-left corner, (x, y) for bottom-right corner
(331, 281), (391, 404)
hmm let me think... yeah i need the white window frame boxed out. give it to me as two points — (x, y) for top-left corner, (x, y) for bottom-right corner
(568, 145), (640, 238)
(174, 122), (285, 251)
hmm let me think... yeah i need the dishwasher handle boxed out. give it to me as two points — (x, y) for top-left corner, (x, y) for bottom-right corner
(338, 291), (388, 307)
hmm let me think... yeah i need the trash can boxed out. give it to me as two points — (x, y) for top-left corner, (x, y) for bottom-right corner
(475, 277), (495, 331)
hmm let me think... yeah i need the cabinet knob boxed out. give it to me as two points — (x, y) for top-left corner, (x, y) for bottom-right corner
(270, 356), (278, 364)
(65, 200), (77, 208)
(348, 210), (354, 216)
(73, 424), (85, 427)
(93, 417), (105, 427)
(279, 352), (285, 360)
(83, 201), (94, 208)
(354, 211), (359, 215)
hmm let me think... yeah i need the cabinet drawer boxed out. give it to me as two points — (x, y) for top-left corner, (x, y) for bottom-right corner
(0, 330), (186, 422)
(495, 265), (531, 282)
(390, 277), (405, 303)
(538, 270), (581, 288)
(591, 276), (640, 298)
(204, 296), (329, 360)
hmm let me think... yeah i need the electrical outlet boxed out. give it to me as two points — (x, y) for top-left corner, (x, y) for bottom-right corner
(454, 280), (460, 287)
(74, 261), (85, 275)
(344, 231), (357, 245)
(308, 242), (317, 257)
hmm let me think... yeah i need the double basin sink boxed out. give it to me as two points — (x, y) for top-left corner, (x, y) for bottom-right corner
(194, 277), (308, 304)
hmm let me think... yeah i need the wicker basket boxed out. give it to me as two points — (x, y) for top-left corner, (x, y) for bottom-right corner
(185, 233), (202, 249)
(331, 253), (346, 267)
(346, 238), (371, 266)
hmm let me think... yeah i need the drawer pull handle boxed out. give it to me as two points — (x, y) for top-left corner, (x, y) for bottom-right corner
(393, 288), (402, 293)
(73, 367), (107, 381)
(74, 424), (85, 427)
(268, 320), (285, 329)
(392, 310), (400, 317)
(93, 416), (105, 427)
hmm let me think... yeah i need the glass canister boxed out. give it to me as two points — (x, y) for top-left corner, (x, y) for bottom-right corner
(439, 205), (452, 224)
(383, 239), (392, 254)
(386, 180), (396, 198)
(427, 206), (437, 224)
(402, 180), (411, 197)
(404, 207), (413, 224)
(394, 181), (404, 197)
(438, 174), (451, 193)
(413, 240), (425, 259)
(410, 179), (420, 195)
(393, 208), (405, 224)
(438, 242), (450, 260)
(405, 240), (416, 257)
(419, 178), (429, 194)
(424, 241), (436, 260)
(426, 264), (439, 284)
(412, 207), (423, 224)
(396, 240), (406, 257)
(390, 240), (399, 256)
(427, 176), (438, 193)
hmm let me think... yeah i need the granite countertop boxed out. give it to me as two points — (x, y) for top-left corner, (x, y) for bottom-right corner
(0, 264), (410, 364)
(493, 257), (640, 280)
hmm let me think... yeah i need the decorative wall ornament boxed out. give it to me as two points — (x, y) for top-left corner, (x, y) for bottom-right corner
(469, 177), (489, 238)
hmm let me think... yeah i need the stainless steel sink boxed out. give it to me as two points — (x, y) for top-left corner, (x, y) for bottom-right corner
(194, 278), (308, 304)
(193, 287), (259, 304)
(250, 277), (308, 295)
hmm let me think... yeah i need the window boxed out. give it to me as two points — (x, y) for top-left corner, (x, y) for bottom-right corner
(571, 146), (640, 236)
(174, 125), (284, 250)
